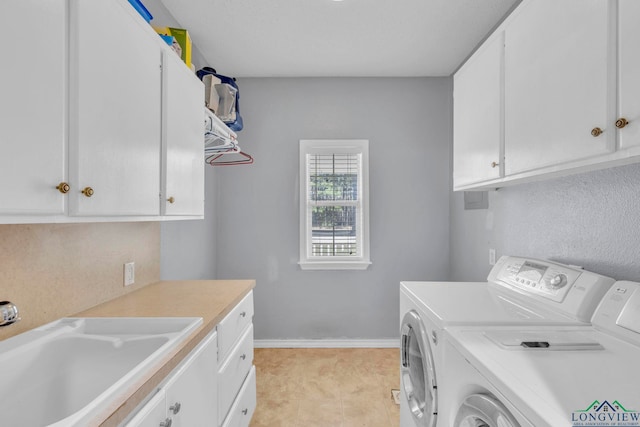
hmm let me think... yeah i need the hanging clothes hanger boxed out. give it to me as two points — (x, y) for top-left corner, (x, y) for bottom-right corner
(207, 149), (254, 166)
(203, 106), (253, 166)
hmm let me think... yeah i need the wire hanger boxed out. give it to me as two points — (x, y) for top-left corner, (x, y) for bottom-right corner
(207, 149), (254, 166)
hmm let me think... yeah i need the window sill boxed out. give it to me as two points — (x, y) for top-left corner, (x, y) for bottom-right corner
(298, 260), (372, 271)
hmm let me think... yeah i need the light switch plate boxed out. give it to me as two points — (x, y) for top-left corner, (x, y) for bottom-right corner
(489, 249), (497, 266)
(124, 262), (135, 286)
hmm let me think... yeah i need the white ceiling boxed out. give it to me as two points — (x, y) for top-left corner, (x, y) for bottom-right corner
(160, 0), (519, 78)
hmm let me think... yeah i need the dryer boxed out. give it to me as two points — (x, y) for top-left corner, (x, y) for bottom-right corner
(399, 256), (614, 427)
(445, 281), (640, 427)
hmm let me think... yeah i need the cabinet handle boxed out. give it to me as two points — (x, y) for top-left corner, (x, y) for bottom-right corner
(591, 127), (603, 137)
(81, 187), (94, 197)
(160, 418), (172, 427)
(167, 196), (175, 204)
(242, 408), (248, 415)
(616, 118), (629, 129)
(240, 353), (247, 360)
(240, 311), (247, 318)
(169, 402), (181, 414)
(56, 182), (71, 194)
(491, 161), (499, 168)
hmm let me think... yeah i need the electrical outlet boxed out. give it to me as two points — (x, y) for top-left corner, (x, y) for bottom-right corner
(489, 249), (497, 266)
(124, 262), (135, 286)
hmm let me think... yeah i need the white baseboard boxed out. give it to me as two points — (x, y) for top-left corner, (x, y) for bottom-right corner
(254, 339), (399, 348)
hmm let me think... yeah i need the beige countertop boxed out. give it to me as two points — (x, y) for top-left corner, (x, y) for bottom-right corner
(74, 279), (255, 427)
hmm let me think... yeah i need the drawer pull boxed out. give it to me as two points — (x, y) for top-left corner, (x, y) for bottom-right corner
(160, 418), (172, 427)
(240, 353), (247, 360)
(242, 408), (248, 415)
(169, 402), (181, 414)
(240, 311), (247, 317)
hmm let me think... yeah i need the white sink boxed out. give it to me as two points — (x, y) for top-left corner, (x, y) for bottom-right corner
(0, 317), (202, 426)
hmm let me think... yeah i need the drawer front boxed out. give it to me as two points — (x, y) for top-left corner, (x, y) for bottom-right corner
(218, 291), (254, 362)
(221, 366), (257, 427)
(218, 324), (254, 425)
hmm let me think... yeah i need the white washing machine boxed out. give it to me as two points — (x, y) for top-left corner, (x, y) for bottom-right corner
(399, 256), (614, 427)
(445, 281), (640, 427)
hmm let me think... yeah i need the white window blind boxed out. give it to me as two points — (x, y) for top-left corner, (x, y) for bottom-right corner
(299, 140), (370, 270)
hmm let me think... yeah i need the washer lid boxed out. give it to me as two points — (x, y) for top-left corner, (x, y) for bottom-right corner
(455, 394), (521, 427)
(400, 282), (579, 328)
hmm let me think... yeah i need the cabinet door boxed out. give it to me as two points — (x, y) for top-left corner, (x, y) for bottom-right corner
(161, 51), (205, 216)
(453, 32), (504, 188)
(68, 0), (161, 216)
(504, 0), (612, 175)
(164, 331), (217, 426)
(618, 0), (640, 150)
(0, 0), (66, 215)
(124, 389), (167, 427)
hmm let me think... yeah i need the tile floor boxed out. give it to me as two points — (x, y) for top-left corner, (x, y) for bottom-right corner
(250, 348), (400, 427)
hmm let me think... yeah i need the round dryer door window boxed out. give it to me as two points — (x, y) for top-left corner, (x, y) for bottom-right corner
(401, 310), (437, 427)
(455, 394), (521, 427)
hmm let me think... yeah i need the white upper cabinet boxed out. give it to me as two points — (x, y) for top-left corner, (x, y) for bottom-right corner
(503, 0), (612, 175)
(162, 51), (205, 216)
(618, 0), (640, 150)
(0, 0), (205, 222)
(453, 32), (504, 189)
(453, 0), (640, 190)
(69, 0), (162, 216)
(0, 0), (67, 215)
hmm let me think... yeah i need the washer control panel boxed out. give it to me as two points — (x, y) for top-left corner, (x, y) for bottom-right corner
(493, 257), (581, 302)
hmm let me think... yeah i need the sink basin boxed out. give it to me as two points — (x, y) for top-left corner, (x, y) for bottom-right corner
(0, 317), (202, 426)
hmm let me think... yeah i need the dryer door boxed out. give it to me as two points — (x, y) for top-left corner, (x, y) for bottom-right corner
(401, 310), (437, 427)
(455, 394), (521, 427)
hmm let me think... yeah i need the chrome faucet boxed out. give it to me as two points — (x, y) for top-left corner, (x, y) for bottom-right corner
(0, 301), (20, 326)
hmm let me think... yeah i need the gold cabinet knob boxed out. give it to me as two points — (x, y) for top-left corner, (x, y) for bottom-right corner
(56, 182), (70, 194)
(167, 197), (175, 204)
(616, 118), (629, 129)
(591, 127), (603, 137)
(491, 161), (499, 168)
(81, 187), (94, 197)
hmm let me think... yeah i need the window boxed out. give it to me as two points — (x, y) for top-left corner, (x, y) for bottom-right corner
(299, 139), (370, 270)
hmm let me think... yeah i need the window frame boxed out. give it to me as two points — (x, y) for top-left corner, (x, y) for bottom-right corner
(299, 139), (371, 270)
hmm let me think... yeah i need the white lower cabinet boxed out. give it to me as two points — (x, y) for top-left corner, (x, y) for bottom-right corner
(124, 330), (218, 427)
(124, 389), (167, 427)
(124, 291), (255, 427)
(164, 331), (218, 426)
(218, 325), (254, 425)
(221, 367), (257, 427)
(217, 291), (256, 427)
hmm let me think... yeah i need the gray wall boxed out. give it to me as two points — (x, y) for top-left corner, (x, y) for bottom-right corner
(212, 78), (452, 340)
(161, 166), (218, 280)
(450, 163), (640, 282)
